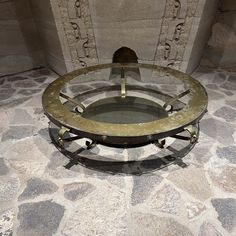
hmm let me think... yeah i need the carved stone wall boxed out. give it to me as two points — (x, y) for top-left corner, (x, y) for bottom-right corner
(154, 0), (200, 70)
(51, 0), (98, 71)
(48, 0), (217, 73)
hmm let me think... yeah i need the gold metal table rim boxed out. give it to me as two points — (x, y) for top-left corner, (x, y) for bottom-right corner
(42, 63), (208, 139)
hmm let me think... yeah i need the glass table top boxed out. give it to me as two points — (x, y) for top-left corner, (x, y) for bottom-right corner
(82, 96), (168, 124)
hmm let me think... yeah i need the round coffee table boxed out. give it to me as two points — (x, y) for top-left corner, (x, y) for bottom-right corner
(42, 63), (207, 173)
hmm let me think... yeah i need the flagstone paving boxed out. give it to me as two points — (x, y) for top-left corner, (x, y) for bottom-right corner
(0, 66), (235, 236)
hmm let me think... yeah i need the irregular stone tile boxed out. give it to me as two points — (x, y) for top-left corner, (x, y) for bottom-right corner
(207, 91), (225, 100)
(34, 77), (47, 83)
(24, 94), (43, 107)
(228, 75), (236, 83)
(61, 186), (127, 236)
(29, 68), (53, 78)
(213, 73), (226, 84)
(220, 82), (236, 90)
(210, 167), (236, 192)
(79, 162), (126, 187)
(1, 126), (34, 142)
(15, 81), (37, 88)
(0, 159), (9, 176)
(0, 89), (15, 101)
(69, 84), (93, 94)
(216, 146), (236, 164)
(91, 82), (111, 89)
(211, 198), (236, 232)
(63, 182), (95, 201)
(8, 160), (46, 177)
(97, 144), (124, 157)
(167, 166), (212, 201)
(10, 109), (34, 125)
(0, 176), (20, 201)
(39, 83), (48, 89)
(33, 136), (54, 158)
(195, 72), (215, 85)
(0, 97), (30, 109)
(186, 201), (206, 220)
(198, 222), (223, 236)
(99, 175), (126, 189)
(132, 174), (163, 205)
(0, 209), (14, 236)
(226, 100), (236, 109)
(130, 213), (193, 236)
(160, 84), (177, 93)
(151, 75), (182, 84)
(144, 84), (161, 92)
(34, 108), (43, 115)
(191, 146), (212, 164)
(18, 89), (41, 96)
(17, 200), (64, 236)
(214, 106), (236, 122)
(37, 128), (50, 140)
(45, 148), (82, 179)
(47, 151), (68, 170)
(7, 76), (28, 82)
(149, 184), (182, 215)
(46, 162), (80, 179)
(18, 178), (58, 201)
(200, 118), (235, 145)
(0, 111), (9, 132)
(127, 147), (145, 161)
(206, 84), (218, 90)
(4, 138), (45, 161)
(222, 91), (233, 96)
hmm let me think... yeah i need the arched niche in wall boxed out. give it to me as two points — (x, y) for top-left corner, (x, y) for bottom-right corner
(110, 47), (141, 81)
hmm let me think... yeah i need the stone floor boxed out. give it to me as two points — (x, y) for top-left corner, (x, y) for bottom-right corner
(0, 66), (236, 236)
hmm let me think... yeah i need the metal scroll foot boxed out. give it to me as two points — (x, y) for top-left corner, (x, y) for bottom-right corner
(184, 125), (198, 144)
(58, 126), (70, 147)
(85, 140), (97, 150)
(154, 139), (166, 149)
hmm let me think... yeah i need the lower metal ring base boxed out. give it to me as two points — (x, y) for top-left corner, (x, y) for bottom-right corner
(48, 122), (200, 175)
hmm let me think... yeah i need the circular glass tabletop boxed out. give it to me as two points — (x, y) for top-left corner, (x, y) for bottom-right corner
(82, 96), (168, 124)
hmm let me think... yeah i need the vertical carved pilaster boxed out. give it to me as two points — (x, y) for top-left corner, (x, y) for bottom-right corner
(57, 0), (98, 69)
(155, 0), (199, 70)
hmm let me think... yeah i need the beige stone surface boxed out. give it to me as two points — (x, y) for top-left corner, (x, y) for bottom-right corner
(0, 0), (45, 76)
(210, 167), (236, 193)
(42, 0), (218, 74)
(29, 0), (67, 75)
(201, 0), (236, 70)
(220, 0), (236, 11)
(208, 23), (236, 50)
(89, 0), (166, 23)
(93, 20), (162, 61)
(0, 66), (236, 236)
(130, 213), (194, 236)
(185, 0), (218, 73)
(49, 0), (99, 71)
(0, 0), (222, 75)
(167, 166), (213, 201)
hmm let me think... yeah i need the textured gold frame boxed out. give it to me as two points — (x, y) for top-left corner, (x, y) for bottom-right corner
(42, 63), (207, 145)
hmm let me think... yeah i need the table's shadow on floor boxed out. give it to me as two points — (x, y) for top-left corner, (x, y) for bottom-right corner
(49, 126), (198, 175)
